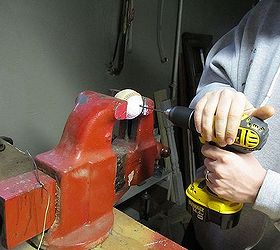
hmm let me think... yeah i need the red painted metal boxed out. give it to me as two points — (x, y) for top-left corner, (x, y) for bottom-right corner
(33, 91), (167, 249)
(0, 170), (56, 249)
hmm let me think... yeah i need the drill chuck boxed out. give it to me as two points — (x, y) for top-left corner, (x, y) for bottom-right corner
(164, 106), (196, 131)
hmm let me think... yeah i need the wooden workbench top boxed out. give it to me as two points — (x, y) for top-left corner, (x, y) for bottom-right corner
(95, 209), (186, 250)
(3, 208), (186, 250)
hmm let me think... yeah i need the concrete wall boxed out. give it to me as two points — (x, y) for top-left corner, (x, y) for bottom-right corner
(0, 0), (253, 154)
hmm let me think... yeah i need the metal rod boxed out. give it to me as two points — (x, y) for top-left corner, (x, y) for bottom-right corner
(139, 105), (163, 113)
(170, 0), (184, 101)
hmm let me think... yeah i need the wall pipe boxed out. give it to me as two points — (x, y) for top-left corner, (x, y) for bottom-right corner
(170, 0), (184, 102)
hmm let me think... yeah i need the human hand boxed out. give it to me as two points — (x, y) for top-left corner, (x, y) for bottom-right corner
(202, 144), (266, 203)
(194, 89), (274, 147)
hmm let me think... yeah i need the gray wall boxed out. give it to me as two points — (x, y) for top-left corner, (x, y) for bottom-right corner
(182, 0), (255, 42)
(0, 0), (253, 154)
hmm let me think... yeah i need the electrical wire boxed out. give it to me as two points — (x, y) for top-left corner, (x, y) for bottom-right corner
(37, 192), (50, 250)
(108, 0), (134, 75)
(26, 150), (51, 250)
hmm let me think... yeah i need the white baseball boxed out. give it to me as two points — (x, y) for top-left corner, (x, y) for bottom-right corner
(115, 89), (144, 119)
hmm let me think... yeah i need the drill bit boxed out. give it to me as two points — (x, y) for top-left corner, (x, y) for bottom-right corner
(139, 105), (163, 113)
(140, 105), (172, 117)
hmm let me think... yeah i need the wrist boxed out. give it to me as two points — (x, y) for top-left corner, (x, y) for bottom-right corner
(251, 168), (267, 203)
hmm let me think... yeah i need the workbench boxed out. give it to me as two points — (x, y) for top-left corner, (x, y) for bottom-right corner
(2, 209), (186, 250)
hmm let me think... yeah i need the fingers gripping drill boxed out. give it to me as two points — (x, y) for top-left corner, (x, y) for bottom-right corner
(145, 105), (269, 229)
(164, 106), (269, 152)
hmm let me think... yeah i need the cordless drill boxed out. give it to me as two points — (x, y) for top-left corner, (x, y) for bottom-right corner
(163, 106), (269, 229)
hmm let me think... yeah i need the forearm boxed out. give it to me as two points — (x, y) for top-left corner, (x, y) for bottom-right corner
(253, 169), (280, 231)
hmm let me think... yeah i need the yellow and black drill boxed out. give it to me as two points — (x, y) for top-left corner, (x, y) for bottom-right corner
(163, 106), (269, 229)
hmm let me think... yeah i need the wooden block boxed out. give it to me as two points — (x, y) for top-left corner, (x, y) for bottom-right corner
(154, 89), (172, 172)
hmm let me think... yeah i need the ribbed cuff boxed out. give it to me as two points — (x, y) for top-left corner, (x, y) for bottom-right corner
(253, 170), (280, 221)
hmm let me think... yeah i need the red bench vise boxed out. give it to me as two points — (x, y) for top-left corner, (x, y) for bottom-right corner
(0, 91), (169, 249)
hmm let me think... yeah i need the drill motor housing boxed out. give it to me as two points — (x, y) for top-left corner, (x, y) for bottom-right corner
(199, 113), (269, 153)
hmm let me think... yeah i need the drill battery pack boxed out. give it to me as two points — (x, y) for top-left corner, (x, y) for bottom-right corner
(186, 179), (243, 229)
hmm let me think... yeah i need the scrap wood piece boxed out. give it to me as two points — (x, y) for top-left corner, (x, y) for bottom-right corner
(154, 89), (172, 172)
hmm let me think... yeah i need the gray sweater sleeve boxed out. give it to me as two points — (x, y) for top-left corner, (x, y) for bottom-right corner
(189, 1), (280, 231)
(189, 24), (243, 108)
(253, 170), (280, 230)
